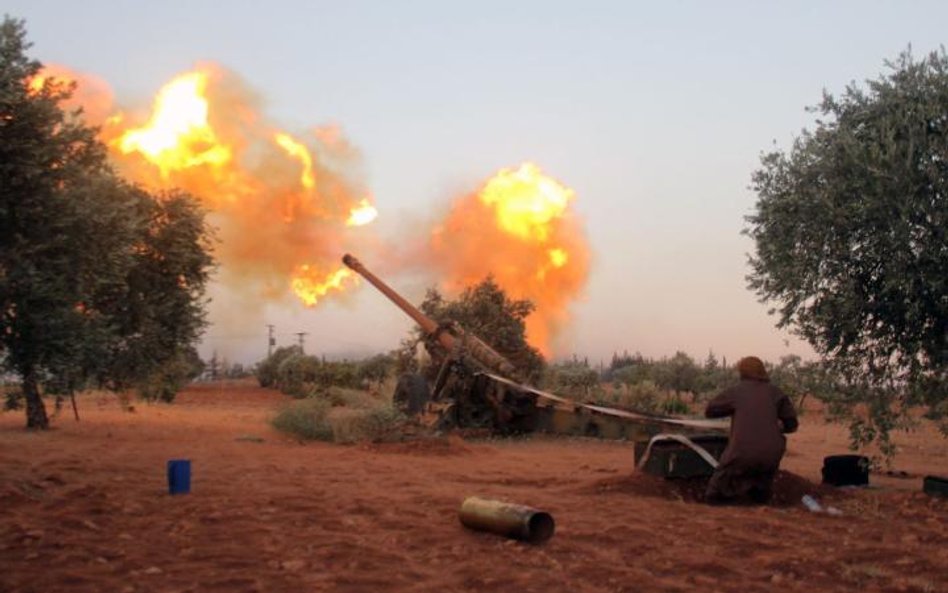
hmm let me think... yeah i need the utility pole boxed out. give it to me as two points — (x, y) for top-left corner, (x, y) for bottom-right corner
(266, 324), (275, 357)
(295, 331), (308, 354)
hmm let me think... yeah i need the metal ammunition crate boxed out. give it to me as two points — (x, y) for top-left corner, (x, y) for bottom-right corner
(634, 434), (728, 478)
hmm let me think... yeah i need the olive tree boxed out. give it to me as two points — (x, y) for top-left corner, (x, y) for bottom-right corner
(746, 48), (948, 450)
(0, 18), (214, 426)
(403, 277), (545, 383)
(0, 18), (114, 427)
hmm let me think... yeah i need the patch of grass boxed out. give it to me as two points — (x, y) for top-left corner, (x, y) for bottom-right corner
(318, 386), (378, 409)
(329, 405), (406, 444)
(272, 396), (405, 444)
(271, 398), (333, 441)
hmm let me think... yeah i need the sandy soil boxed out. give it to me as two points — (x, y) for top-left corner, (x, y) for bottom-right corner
(2, 380), (946, 593)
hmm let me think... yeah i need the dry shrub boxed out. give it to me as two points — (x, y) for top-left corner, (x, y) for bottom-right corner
(372, 376), (398, 403)
(317, 386), (378, 409)
(271, 398), (333, 441)
(272, 395), (405, 443)
(329, 405), (405, 444)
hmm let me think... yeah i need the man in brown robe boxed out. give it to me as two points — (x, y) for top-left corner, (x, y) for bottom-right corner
(704, 356), (798, 504)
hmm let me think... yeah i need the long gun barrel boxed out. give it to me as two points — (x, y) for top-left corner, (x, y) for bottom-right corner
(342, 253), (517, 377)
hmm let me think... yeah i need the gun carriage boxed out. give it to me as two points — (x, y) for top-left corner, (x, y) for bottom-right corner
(342, 253), (727, 476)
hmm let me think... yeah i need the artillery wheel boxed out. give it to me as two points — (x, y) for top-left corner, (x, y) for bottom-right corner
(393, 373), (430, 416)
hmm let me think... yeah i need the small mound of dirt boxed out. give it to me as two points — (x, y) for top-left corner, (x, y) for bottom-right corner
(769, 470), (836, 506)
(589, 470), (832, 507)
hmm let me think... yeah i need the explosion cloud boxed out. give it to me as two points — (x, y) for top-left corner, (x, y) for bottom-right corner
(428, 163), (591, 355)
(33, 64), (590, 356)
(38, 62), (375, 307)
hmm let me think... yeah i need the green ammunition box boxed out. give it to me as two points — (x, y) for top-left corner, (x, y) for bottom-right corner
(634, 434), (728, 478)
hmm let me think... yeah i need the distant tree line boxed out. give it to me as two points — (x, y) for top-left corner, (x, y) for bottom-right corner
(0, 18), (214, 428)
(202, 352), (252, 381)
(256, 346), (394, 399)
(543, 350), (839, 417)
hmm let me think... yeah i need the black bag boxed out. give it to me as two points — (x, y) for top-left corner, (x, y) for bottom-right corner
(923, 475), (948, 498)
(822, 455), (870, 486)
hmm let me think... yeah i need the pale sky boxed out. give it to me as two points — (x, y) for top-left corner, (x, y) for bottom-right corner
(5, 1), (946, 366)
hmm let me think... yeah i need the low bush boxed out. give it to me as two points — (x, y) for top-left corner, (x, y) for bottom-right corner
(271, 398), (333, 441)
(600, 380), (663, 414)
(661, 396), (691, 415)
(271, 396), (404, 443)
(318, 386), (377, 408)
(256, 346), (302, 388)
(544, 362), (599, 399)
(313, 361), (361, 390)
(329, 405), (406, 444)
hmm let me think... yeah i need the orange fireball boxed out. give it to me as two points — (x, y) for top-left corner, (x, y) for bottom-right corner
(118, 71), (231, 176)
(61, 64), (380, 308)
(430, 162), (590, 355)
(291, 265), (357, 306)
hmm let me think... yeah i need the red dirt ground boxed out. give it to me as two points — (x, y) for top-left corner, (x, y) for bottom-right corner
(2, 380), (946, 593)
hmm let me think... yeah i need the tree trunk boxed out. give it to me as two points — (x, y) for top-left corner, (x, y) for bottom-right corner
(70, 391), (81, 422)
(23, 371), (49, 430)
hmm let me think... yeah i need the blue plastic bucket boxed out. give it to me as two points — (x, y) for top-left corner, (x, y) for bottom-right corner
(167, 459), (191, 495)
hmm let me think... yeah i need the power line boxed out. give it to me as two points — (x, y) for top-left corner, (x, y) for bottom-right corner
(267, 324), (275, 357)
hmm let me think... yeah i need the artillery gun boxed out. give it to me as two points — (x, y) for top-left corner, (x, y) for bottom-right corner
(342, 253), (727, 469)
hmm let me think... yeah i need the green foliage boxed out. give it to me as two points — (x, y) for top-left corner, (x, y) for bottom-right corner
(319, 386), (378, 408)
(768, 354), (840, 412)
(276, 354), (321, 397)
(357, 353), (393, 386)
(652, 351), (701, 397)
(107, 190), (215, 399)
(137, 347), (205, 403)
(610, 360), (652, 387)
(661, 396), (690, 415)
(204, 351), (248, 380)
(257, 348), (384, 398)
(597, 380), (663, 414)
(256, 346), (301, 388)
(312, 361), (361, 391)
(694, 351), (735, 399)
(1, 17), (110, 428)
(746, 48), (948, 451)
(0, 18), (214, 427)
(271, 398), (334, 441)
(329, 405), (405, 444)
(609, 351), (645, 372)
(544, 360), (600, 399)
(404, 278), (546, 382)
(609, 350), (722, 402)
(271, 396), (405, 443)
